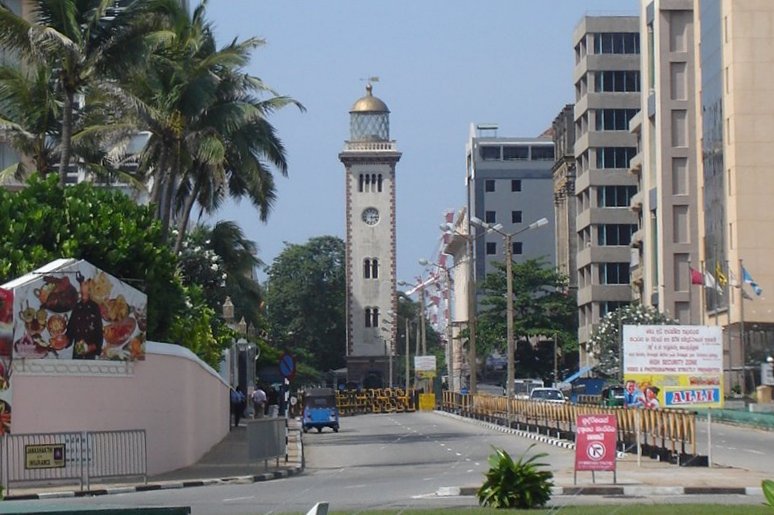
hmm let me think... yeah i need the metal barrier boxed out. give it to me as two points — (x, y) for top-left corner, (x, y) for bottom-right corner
(335, 388), (417, 415)
(1, 429), (146, 493)
(247, 418), (287, 470)
(441, 391), (703, 465)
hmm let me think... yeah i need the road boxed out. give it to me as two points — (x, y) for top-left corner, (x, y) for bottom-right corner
(2, 411), (771, 514)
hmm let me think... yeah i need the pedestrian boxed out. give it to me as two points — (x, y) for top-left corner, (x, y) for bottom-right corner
(267, 385), (279, 417)
(252, 384), (267, 418)
(230, 386), (245, 428)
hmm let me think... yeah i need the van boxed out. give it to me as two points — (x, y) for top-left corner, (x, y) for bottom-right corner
(529, 387), (566, 403)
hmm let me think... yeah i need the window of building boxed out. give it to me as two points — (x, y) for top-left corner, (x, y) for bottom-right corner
(594, 71), (641, 92)
(511, 210), (522, 223)
(485, 211), (496, 223)
(531, 146), (555, 160)
(372, 307), (379, 327)
(480, 145), (500, 160)
(358, 173), (384, 193)
(596, 147), (636, 169)
(486, 242), (497, 255)
(600, 263), (630, 284)
(595, 109), (639, 131)
(598, 224), (637, 246)
(511, 179), (521, 192)
(597, 186), (637, 207)
(364, 258), (371, 279)
(512, 241), (523, 255)
(600, 301), (629, 317)
(594, 32), (640, 54)
(364, 258), (380, 279)
(485, 180), (495, 192)
(365, 308), (372, 328)
(502, 145), (529, 160)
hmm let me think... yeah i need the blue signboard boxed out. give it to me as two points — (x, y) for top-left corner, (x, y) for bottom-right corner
(279, 352), (296, 381)
(665, 388), (721, 407)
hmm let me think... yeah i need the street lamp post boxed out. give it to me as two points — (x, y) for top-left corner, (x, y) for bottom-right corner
(470, 217), (549, 401)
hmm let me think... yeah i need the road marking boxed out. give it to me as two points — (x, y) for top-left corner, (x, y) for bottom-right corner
(223, 496), (255, 503)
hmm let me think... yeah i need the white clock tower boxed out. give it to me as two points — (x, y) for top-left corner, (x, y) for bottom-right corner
(339, 84), (401, 388)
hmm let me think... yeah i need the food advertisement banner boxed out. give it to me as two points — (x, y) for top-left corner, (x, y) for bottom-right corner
(10, 261), (147, 362)
(623, 325), (723, 409)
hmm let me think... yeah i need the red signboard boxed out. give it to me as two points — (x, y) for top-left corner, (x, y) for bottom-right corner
(575, 414), (617, 472)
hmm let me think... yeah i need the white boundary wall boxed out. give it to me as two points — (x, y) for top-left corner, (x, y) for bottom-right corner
(9, 341), (229, 475)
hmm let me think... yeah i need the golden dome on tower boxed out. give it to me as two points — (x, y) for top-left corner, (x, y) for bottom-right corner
(350, 83), (390, 113)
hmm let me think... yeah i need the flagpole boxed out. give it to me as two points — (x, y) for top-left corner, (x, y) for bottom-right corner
(739, 258), (746, 397)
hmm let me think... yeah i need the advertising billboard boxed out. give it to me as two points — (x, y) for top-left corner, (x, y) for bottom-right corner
(622, 325), (723, 409)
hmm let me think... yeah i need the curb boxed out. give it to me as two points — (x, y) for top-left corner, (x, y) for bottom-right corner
(438, 485), (764, 497)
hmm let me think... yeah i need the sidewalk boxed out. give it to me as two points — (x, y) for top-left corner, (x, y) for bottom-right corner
(4, 417), (304, 501)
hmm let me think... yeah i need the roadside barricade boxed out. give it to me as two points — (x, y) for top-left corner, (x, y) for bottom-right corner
(1, 429), (146, 494)
(333, 388), (416, 416)
(440, 392), (702, 466)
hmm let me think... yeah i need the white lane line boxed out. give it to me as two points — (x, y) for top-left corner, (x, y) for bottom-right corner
(223, 496), (255, 503)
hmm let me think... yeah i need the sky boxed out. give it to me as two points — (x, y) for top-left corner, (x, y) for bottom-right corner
(206, 0), (639, 284)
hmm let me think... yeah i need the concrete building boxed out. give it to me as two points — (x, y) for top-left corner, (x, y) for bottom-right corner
(693, 0), (774, 393)
(465, 124), (556, 285)
(339, 84), (401, 388)
(573, 16), (641, 361)
(552, 104), (577, 292)
(629, 0), (699, 325)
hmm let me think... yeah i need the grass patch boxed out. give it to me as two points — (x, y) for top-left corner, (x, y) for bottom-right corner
(327, 506), (771, 515)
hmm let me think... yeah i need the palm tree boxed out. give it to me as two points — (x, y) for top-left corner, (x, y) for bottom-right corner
(119, 0), (303, 245)
(0, 0), (176, 187)
(0, 64), (60, 178)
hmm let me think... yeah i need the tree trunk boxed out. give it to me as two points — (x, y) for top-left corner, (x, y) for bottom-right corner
(58, 90), (75, 188)
(174, 180), (199, 255)
(149, 146), (168, 218)
(159, 143), (180, 240)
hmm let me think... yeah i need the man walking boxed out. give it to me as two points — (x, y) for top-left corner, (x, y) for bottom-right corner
(252, 384), (267, 418)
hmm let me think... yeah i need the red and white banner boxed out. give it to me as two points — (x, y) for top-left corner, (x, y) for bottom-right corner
(575, 414), (617, 472)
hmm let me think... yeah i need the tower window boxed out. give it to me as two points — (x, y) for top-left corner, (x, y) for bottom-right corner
(372, 307), (380, 328)
(372, 258), (379, 279)
(512, 241), (523, 255)
(365, 308), (372, 327)
(364, 258), (379, 279)
(358, 173), (385, 193)
(377, 174), (383, 192)
(511, 210), (522, 223)
(364, 258), (371, 279)
(359, 174), (364, 192)
(486, 242), (497, 255)
(485, 211), (496, 223)
(511, 180), (522, 192)
(485, 180), (495, 192)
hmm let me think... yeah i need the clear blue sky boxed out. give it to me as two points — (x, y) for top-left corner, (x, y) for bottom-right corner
(206, 0), (638, 284)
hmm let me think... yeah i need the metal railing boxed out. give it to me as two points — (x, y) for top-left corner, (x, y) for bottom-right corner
(441, 391), (703, 466)
(1, 429), (146, 493)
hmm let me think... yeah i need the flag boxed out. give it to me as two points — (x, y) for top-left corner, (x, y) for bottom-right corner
(689, 267), (703, 285)
(742, 266), (763, 296)
(715, 262), (728, 288)
(704, 271), (722, 294)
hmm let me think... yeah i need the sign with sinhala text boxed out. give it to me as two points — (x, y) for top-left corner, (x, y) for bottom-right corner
(25, 444), (66, 469)
(574, 414), (617, 472)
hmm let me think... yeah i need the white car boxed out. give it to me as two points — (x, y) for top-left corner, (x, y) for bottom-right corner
(528, 387), (566, 403)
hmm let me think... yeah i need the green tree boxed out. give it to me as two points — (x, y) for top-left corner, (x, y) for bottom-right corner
(0, 175), (184, 341)
(265, 236), (345, 376)
(0, 0), (172, 186)
(476, 258), (577, 381)
(588, 303), (678, 378)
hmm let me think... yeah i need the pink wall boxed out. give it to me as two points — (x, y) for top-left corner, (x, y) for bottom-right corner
(10, 342), (229, 475)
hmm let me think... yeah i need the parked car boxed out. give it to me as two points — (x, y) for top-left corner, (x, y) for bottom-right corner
(528, 387), (566, 403)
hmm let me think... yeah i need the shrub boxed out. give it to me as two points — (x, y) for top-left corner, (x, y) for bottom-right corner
(477, 444), (553, 509)
(763, 479), (774, 507)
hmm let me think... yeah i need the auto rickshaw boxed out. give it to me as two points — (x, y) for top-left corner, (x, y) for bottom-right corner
(600, 385), (626, 407)
(302, 387), (340, 433)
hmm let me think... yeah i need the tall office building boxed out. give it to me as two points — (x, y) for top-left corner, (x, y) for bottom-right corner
(465, 124), (556, 285)
(694, 0), (774, 391)
(572, 16), (641, 361)
(629, 1), (698, 325)
(552, 105), (577, 290)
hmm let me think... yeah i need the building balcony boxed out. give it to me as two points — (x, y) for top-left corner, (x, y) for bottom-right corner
(630, 190), (643, 211)
(631, 228), (644, 247)
(629, 152), (642, 175)
(342, 140), (398, 152)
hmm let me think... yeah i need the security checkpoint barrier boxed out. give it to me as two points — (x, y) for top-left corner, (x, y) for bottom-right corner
(441, 390), (703, 466)
(332, 388), (417, 416)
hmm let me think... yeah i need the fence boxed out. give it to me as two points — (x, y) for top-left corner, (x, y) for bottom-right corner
(441, 391), (704, 466)
(335, 388), (416, 415)
(1, 429), (146, 493)
(247, 418), (286, 470)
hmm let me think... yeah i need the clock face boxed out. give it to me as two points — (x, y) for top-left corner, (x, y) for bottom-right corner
(362, 207), (380, 225)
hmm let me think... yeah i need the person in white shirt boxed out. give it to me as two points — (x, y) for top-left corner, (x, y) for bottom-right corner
(252, 385), (267, 418)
